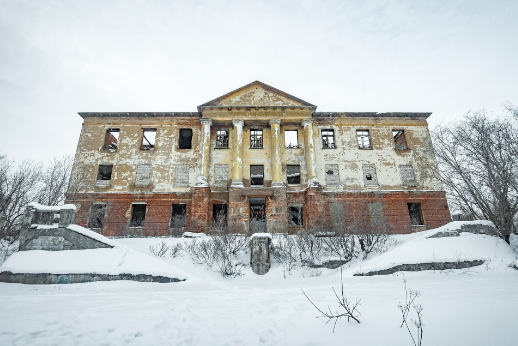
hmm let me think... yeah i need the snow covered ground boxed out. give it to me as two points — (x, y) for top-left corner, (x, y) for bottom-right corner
(1, 224), (517, 346)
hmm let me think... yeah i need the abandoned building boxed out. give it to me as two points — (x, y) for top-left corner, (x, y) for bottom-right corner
(66, 81), (451, 236)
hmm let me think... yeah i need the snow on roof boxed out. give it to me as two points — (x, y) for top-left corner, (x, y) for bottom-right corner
(27, 202), (76, 212)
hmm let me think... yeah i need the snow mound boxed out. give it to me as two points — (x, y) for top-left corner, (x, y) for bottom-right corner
(0, 238), (188, 281)
(346, 221), (515, 276)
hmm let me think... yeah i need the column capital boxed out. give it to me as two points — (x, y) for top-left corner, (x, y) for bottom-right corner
(269, 119), (281, 126)
(232, 119), (244, 127)
(302, 119), (313, 127)
(200, 118), (212, 126)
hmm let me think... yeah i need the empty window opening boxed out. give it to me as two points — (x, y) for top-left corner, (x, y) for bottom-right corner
(212, 204), (228, 224)
(322, 129), (335, 149)
(170, 204), (186, 228)
(250, 129), (263, 148)
(216, 130), (229, 148)
(130, 204), (146, 227)
(408, 203), (424, 225)
(88, 204), (106, 229)
(393, 130), (407, 150)
(285, 130), (298, 148)
(250, 197), (266, 233)
(179, 129), (193, 149)
(97, 165), (113, 181)
(250, 165), (264, 185)
(289, 206), (303, 226)
(357, 130), (372, 149)
(103, 129), (119, 151)
(141, 129), (157, 150)
(287, 165), (301, 184)
(366, 174), (373, 180)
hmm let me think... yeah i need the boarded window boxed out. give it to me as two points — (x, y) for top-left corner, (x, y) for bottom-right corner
(393, 130), (407, 150)
(368, 202), (385, 227)
(325, 164), (340, 186)
(174, 164), (189, 187)
(103, 129), (119, 151)
(408, 203), (423, 225)
(213, 204), (228, 223)
(321, 129), (335, 149)
(400, 165), (417, 186)
(357, 130), (372, 149)
(362, 164), (378, 186)
(214, 164), (229, 186)
(287, 165), (301, 184)
(96, 165), (113, 186)
(135, 164), (151, 187)
(170, 204), (186, 228)
(179, 129), (193, 149)
(250, 129), (263, 148)
(329, 202), (345, 228)
(216, 130), (229, 148)
(130, 204), (146, 227)
(250, 165), (264, 185)
(88, 204), (106, 229)
(289, 206), (303, 226)
(285, 130), (298, 148)
(141, 129), (156, 150)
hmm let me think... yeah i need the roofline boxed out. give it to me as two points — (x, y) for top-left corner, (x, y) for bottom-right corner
(78, 112), (200, 119)
(197, 80), (317, 112)
(313, 112), (432, 118)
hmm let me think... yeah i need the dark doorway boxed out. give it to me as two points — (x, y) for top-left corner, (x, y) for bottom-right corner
(250, 197), (266, 233)
(130, 204), (146, 227)
(170, 204), (186, 228)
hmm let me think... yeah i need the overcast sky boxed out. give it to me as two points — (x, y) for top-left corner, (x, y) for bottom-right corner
(1, 0), (517, 162)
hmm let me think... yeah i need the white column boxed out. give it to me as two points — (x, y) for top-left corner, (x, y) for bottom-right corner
(302, 119), (319, 186)
(231, 119), (244, 187)
(269, 119), (283, 187)
(195, 118), (212, 187)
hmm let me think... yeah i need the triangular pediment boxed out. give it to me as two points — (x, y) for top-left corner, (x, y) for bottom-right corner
(198, 81), (316, 111)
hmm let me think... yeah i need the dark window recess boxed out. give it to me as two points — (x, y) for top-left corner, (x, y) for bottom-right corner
(130, 204), (146, 227)
(170, 204), (186, 228)
(97, 165), (113, 180)
(357, 130), (372, 149)
(366, 174), (373, 181)
(141, 129), (157, 150)
(88, 204), (106, 229)
(249, 197), (266, 233)
(103, 129), (119, 150)
(287, 165), (301, 184)
(289, 206), (303, 226)
(250, 129), (263, 148)
(408, 203), (424, 225)
(212, 204), (228, 223)
(393, 130), (407, 150)
(285, 130), (298, 148)
(216, 130), (229, 148)
(179, 129), (193, 149)
(250, 165), (264, 185)
(322, 129), (335, 149)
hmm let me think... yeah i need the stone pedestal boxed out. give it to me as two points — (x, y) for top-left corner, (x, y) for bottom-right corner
(250, 234), (271, 275)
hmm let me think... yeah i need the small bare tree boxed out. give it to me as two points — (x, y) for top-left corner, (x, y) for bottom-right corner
(432, 108), (518, 243)
(37, 156), (73, 206)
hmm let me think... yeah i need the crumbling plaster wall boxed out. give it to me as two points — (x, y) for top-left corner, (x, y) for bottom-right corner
(69, 117), (202, 197)
(312, 117), (443, 191)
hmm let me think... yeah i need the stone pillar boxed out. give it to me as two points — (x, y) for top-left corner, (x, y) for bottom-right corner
(250, 234), (271, 275)
(269, 119), (283, 187)
(302, 119), (319, 186)
(195, 118), (212, 187)
(231, 119), (244, 187)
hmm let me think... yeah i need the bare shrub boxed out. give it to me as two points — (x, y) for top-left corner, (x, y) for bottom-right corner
(185, 238), (218, 267)
(294, 229), (326, 267)
(170, 243), (183, 258)
(272, 234), (299, 275)
(149, 241), (170, 257)
(302, 268), (361, 331)
(352, 221), (393, 258)
(398, 279), (424, 346)
(321, 227), (357, 264)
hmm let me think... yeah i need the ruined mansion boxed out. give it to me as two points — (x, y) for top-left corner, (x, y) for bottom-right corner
(66, 81), (451, 236)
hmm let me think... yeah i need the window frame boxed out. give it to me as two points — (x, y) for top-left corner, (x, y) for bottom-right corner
(88, 203), (107, 230)
(250, 129), (263, 149)
(215, 130), (229, 149)
(170, 204), (187, 228)
(250, 165), (264, 186)
(130, 203), (147, 228)
(321, 129), (336, 149)
(141, 128), (157, 150)
(103, 128), (120, 151)
(286, 165), (301, 185)
(357, 130), (372, 149)
(285, 130), (299, 148)
(178, 128), (193, 150)
(289, 206), (303, 226)
(392, 129), (408, 150)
